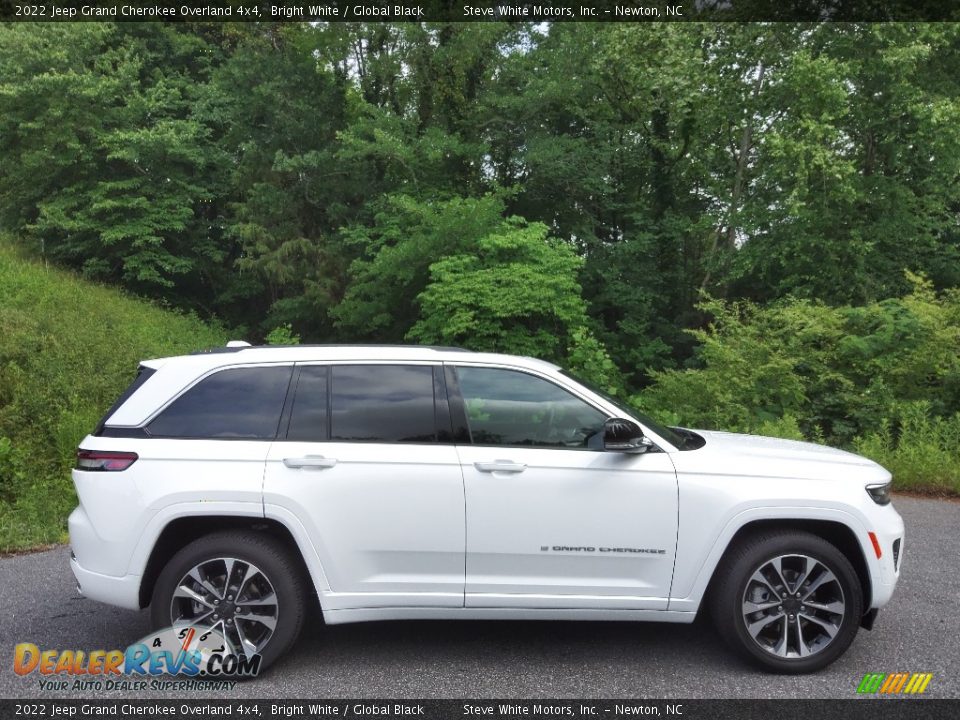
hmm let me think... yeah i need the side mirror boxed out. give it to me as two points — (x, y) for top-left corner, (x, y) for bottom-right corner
(603, 418), (654, 454)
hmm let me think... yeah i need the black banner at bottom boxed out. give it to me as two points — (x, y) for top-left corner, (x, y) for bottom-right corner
(1, 699), (957, 720)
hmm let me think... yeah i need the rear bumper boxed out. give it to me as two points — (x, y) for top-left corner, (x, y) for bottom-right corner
(68, 502), (143, 609)
(68, 503), (138, 577)
(70, 554), (141, 610)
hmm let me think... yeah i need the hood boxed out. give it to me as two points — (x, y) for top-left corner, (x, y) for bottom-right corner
(690, 429), (879, 469)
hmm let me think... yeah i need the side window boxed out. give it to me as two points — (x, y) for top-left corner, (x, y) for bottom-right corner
(287, 366), (329, 442)
(148, 366), (292, 439)
(329, 365), (436, 443)
(455, 366), (607, 449)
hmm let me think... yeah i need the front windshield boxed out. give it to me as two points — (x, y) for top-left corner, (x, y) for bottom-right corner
(559, 369), (687, 450)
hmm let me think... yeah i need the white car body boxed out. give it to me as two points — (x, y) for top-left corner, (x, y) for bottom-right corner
(69, 345), (903, 632)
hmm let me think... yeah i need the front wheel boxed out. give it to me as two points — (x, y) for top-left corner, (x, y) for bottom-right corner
(150, 531), (308, 675)
(709, 530), (863, 673)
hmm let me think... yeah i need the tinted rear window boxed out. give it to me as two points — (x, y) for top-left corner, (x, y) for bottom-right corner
(148, 366), (292, 439)
(328, 365), (436, 443)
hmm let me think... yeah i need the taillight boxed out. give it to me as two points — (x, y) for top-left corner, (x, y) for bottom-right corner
(76, 449), (138, 472)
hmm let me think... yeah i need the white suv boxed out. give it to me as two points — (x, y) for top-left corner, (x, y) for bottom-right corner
(69, 344), (904, 673)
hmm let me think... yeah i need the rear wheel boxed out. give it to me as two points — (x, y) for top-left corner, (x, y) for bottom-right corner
(709, 530), (863, 673)
(150, 531), (307, 674)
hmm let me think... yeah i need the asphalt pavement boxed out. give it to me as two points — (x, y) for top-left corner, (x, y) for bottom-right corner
(1, 495), (957, 699)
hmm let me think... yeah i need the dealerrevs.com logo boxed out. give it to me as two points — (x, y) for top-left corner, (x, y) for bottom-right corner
(14, 626), (260, 689)
(856, 672), (934, 695)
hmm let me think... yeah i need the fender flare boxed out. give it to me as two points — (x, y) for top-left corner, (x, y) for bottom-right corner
(668, 505), (877, 612)
(262, 502), (332, 596)
(128, 501), (332, 608)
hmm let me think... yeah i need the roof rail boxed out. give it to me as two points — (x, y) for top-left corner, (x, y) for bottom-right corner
(190, 343), (470, 356)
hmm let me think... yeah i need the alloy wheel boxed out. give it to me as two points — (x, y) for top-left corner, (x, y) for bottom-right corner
(740, 553), (846, 659)
(169, 557), (279, 658)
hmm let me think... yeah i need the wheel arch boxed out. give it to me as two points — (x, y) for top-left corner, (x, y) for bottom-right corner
(138, 516), (319, 609)
(703, 518), (872, 613)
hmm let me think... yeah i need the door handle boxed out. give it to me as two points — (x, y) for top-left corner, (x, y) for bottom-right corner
(474, 460), (526, 474)
(283, 456), (338, 470)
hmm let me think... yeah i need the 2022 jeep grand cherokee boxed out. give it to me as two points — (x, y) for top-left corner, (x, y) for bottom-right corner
(69, 344), (904, 673)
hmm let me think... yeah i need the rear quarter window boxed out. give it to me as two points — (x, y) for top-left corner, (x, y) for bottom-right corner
(148, 366), (293, 439)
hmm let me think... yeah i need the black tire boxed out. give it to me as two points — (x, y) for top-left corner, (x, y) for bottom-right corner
(150, 531), (308, 675)
(708, 530), (863, 674)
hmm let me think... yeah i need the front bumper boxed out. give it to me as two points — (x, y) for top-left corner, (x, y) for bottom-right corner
(867, 503), (904, 609)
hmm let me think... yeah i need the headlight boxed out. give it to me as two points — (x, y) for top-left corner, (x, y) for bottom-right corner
(866, 481), (892, 506)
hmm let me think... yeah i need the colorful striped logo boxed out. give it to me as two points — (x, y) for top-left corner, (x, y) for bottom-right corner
(857, 672), (933, 694)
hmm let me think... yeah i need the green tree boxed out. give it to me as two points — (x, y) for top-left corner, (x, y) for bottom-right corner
(407, 217), (591, 362)
(0, 24), (229, 302)
(332, 193), (508, 340)
(2, 21), (960, 392)
(196, 23), (355, 336)
(726, 24), (960, 302)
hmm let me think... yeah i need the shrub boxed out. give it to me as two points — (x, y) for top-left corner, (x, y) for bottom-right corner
(635, 275), (960, 495)
(640, 277), (960, 435)
(265, 323), (301, 346)
(855, 403), (960, 495)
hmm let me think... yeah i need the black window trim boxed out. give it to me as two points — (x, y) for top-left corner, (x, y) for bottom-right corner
(433, 365), (458, 443)
(443, 364), (471, 444)
(98, 426), (151, 439)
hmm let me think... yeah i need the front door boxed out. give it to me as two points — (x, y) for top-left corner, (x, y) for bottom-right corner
(451, 365), (678, 610)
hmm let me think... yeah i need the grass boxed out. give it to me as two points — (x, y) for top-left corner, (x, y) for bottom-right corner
(0, 238), (226, 551)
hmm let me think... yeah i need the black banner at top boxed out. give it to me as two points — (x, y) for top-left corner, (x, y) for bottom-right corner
(1, 0), (959, 23)
(0, 700), (958, 720)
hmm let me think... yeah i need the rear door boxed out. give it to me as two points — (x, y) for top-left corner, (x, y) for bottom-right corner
(263, 363), (466, 610)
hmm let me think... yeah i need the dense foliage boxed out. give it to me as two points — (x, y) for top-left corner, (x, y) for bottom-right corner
(1, 22), (959, 549)
(3, 23), (958, 372)
(636, 276), (960, 493)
